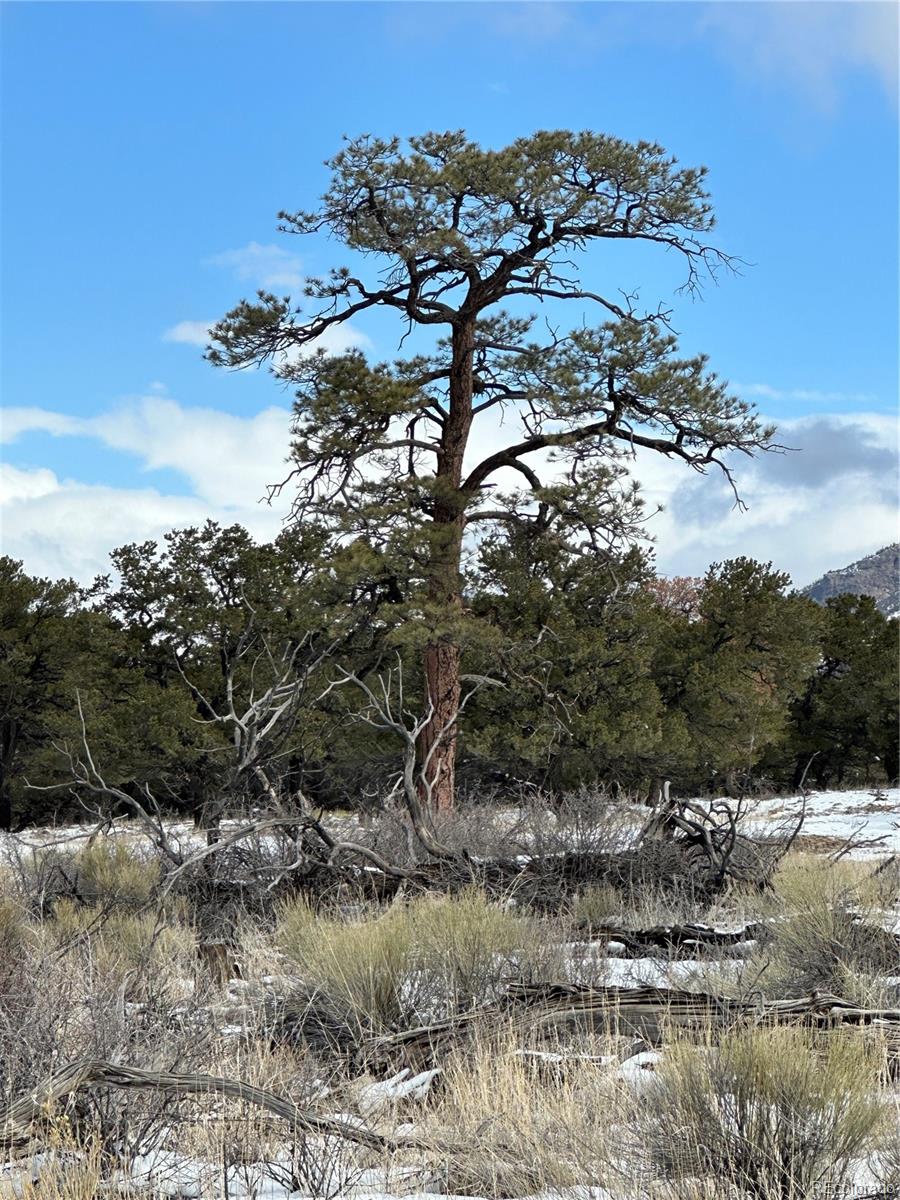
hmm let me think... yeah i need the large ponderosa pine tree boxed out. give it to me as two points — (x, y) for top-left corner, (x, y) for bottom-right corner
(208, 130), (776, 810)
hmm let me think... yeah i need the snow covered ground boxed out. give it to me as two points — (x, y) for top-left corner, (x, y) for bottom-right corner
(5, 787), (896, 861)
(0, 788), (895, 1198)
(749, 786), (899, 858)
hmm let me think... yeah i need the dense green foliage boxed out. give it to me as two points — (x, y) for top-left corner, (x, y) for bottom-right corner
(786, 594), (899, 788)
(206, 129), (779, 810)
(1, 525), (895, 829)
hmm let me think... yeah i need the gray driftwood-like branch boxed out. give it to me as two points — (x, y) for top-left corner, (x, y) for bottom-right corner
(0, 1059), (429, 1155)
(324, 662), (503, 860)
(368, 981), (900, 1069)
(175, 624), (340, 812)
(29, 693), (187, 867)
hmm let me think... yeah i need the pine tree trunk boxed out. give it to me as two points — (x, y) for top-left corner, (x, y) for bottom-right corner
(418, 320), (475, 813)
(421, 640), (461, 812)
(0, 719), (17, 832)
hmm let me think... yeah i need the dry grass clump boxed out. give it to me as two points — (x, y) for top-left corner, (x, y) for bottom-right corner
(408, 888), (557, 1009)
(573, 882), (624, 928)
(573, 878), (741, 931)
(0, 894), (30, 997)
(746, 852), (899, 1002)
(275, 897), (412, 1034)
(276, 889), (557, 1038)
(871, 1091), (900, 1194)
(75, 840), (160, 909)
(773, 851), (885, 909)
(639, 1023), (886, 1200)
(1, 844), (82, 918)
(422, 1030), (621, 1197)
(0, 935), (213, 1171)
(2, 1119), (114, 1200)
(43, 899), (196, 983)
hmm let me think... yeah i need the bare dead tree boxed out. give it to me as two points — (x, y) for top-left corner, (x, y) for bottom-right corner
(31, 650), (504, 908)
(174, 601), (345, 805)
(323, 661), (503, 861)
(26, 693), (186, 867)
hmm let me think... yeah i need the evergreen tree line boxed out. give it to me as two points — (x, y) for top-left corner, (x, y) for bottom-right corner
(1, 520), (896, 831)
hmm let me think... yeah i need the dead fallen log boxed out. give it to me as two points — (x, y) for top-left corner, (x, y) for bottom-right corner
(0, 1058), (427, 1155)
(577, 913), (897, 961)
(367, 983), (745, 1067)
(365, 982), (900, 1069)
(580, 921), (769, 957)
(510, 981), (900, 1030)
(757, 992), (900, 1026)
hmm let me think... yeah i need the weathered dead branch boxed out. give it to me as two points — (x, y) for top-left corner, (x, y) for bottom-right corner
(364, 981), (900, 1070)
(0, 1058), (428, 1155)
(322, 664), (501, 861)
(580, 921), (770, 957)
(637, 781), (798, 889)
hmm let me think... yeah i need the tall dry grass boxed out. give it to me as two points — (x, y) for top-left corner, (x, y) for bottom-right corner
(743, 852), (900, 1004)
(638, 1023), (887, 1200)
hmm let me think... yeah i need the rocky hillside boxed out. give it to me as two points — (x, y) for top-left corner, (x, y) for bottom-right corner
(802, 543), (899, 617)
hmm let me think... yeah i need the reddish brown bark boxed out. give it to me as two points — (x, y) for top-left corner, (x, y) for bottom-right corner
(418, 322), (475, 812)
(421, 639), (461, 811)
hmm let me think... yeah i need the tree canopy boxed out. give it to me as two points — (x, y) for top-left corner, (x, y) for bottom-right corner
(207, 130), (778, 809)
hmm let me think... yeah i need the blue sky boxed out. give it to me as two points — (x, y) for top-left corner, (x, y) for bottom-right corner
(2, 1), (897, 586)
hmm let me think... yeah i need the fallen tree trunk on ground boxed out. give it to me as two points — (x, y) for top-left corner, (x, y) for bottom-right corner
(0, 1059), (428, 1155)
(579, 921), (769, 956)
(366, 982), (900, 1069)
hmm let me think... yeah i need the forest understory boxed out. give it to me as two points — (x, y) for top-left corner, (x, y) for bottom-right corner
(0, 784), (898, 1200)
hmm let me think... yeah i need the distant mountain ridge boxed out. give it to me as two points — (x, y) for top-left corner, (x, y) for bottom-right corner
(801, 543), (899, 617)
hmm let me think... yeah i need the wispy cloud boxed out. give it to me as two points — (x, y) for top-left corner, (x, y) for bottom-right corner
(487, 1), (574, 41)
(162, 320), (214, 347)
(735, 382), (877, 405)
(384, 2), (896, 112)
(161, 319), (371, 357)
(1, 407), (82, 441)
(208, 240), (305, 290)
(2, 397), (294, 581)
(3, 397), (293, 510)
(698, 1), (898, 110)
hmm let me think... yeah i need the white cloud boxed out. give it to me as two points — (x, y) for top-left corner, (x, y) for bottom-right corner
(2, 394), (298, 582)
(3, 397), (294, 510)
(1, 407), (82, 442)
(163, 320), (214, 347)
(163, 317), (371, 357)
(0, 463), (59, 504)
(1, 465), (285, 583)
(385, 2), (896, 110)
(633, 411), (898, 587)
(461, 405), (898, 589)
(5, 391), (896, 592)
(699, 1), (898, 109)
(207, 241), (304, 290)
